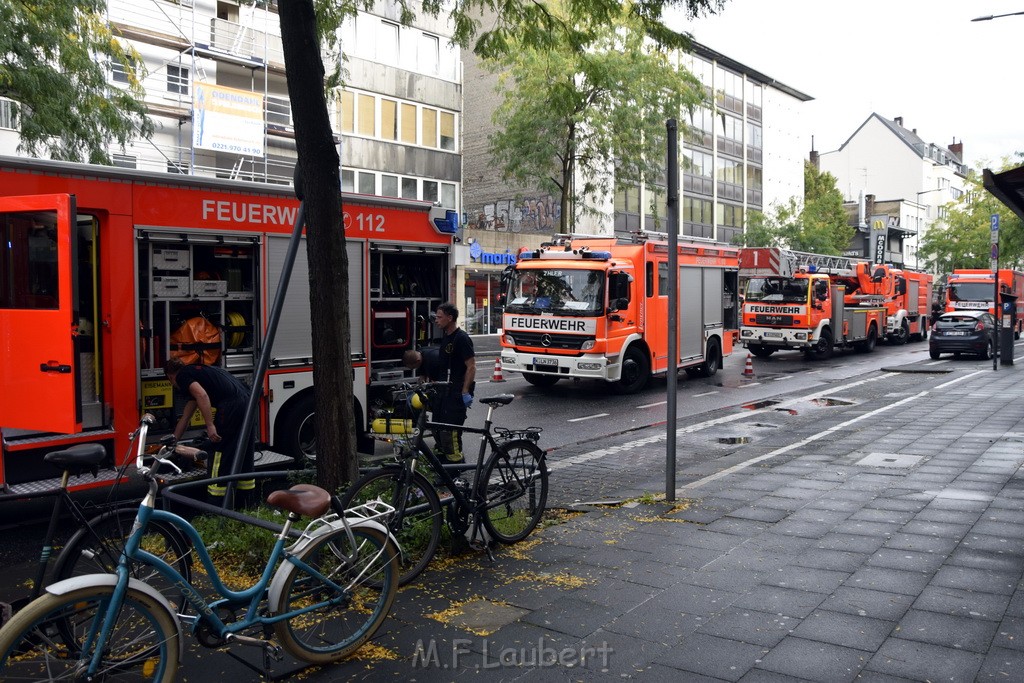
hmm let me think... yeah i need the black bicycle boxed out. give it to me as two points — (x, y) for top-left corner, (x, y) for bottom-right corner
(0, 418), (201, 626)
(339, 382), (547, 585)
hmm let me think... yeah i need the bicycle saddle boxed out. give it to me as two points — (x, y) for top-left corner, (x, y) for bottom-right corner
(267, 484), (331, 518)
(479, 395), (514, 406)
(43, 443), (107, 476)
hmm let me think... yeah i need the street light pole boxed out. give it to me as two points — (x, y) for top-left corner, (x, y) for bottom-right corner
(972, 11), (1024, 21)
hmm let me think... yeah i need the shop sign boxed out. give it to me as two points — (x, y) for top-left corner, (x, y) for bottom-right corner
(469, 241), (517, 265)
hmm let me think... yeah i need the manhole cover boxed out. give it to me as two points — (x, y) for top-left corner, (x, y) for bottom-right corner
(718, 436), (751, 444)
(855, 453), (923, 469)
(743, 399), (780, 410)
(437, 599), (529, 634)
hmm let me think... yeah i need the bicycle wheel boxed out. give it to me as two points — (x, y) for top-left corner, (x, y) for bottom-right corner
(338, 467), (442, 586)
(0, 584), (179, 681)
(271, 525), (398, 663)
(53, 508), (193, 612)
(480, 439), (548, 543)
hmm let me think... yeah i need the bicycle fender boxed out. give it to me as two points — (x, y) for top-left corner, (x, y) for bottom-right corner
(44, 573), (184, 659)
(266, 520), (398, 616)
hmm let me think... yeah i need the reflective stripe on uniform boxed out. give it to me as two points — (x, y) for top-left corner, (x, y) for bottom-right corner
(207, 450), (256, 497)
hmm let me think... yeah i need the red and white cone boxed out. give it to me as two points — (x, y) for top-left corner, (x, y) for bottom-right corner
(491, 357), (505, 382)
(742, 352), (755, 378)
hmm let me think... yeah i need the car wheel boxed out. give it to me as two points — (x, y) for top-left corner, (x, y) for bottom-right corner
(929, 349), (941, 360)
(983, 340), (994, 360)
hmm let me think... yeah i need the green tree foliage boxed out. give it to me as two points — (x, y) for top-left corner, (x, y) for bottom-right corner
(739, 162), (852, 254)
(918, 161), (1024, 274)
(0, 0), (151, 163)
(487, 3), (705, 232)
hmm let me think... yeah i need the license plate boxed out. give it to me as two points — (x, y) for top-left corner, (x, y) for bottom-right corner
(946, 330), (967, 336)
(764, 332), (783, 338)
(533, 357), (558, 366)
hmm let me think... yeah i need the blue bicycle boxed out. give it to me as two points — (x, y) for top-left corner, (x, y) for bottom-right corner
(0, 414), (400, 681)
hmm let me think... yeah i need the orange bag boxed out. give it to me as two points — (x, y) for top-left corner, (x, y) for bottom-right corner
(169, 317), (222, 365)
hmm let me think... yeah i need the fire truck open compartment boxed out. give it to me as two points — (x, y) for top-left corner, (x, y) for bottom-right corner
(137, 232), (260, 434)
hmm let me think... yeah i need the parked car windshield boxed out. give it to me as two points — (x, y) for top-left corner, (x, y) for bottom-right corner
(948, 283), (994, 302)
(937, 313), (991, 327)
(505, 269), (605, 315)
(745, 277), (808, 304)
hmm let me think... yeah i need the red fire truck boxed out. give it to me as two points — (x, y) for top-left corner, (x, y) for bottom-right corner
(0, 156), (455, 496)
(945, 269), (1024, 338)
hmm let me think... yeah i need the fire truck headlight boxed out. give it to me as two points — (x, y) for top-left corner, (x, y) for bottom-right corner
(502, 355), (515, 366)
(503, 334), (515, 346)
(740, 329), (752, 337)
(581, 339), (595, 351)
(795, 332), (807, 340)
(578, 362), (602, 371)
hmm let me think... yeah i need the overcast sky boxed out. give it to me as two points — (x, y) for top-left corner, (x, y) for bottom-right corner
(673, 0), (1024, 171)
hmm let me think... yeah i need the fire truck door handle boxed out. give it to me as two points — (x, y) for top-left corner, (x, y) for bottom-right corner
(40, 362), (72, 374)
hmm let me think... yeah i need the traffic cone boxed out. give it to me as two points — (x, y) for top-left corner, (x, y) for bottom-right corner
(742, 352), (755, 378)
(491, 357), (505, 382)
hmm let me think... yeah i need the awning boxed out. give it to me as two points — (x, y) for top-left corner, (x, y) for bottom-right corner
(984, 165), (1024, 221)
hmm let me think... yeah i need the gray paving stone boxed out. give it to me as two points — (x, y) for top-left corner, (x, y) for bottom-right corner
(883, 532), (959, 555)
(726, 506), (791, 523)
(868, 498), (928, 513)
(603, 604), (704, 643)
(947, 547), (1024, 573)
(865, 547), (947, 573)
(912, 507), (984, 525)
(754, 495), (808, 511)
(574, 629), (671, 677)
(959, 532), (1024, 556)
(792, 548), (869, 573)
(739, 668), (818, 683)
(820, 586), (915, 621)
(992, 616), (1024, 651)
(755, 636), (868, 683)
(930, 565), (1020, 596)
(848, 508), (917, 525)
(1004, 591), (1024, 618)
(833, 520), (901, 539)
(786, 508), (851, 525)
(912, 584), (1009, 621)
(676, 568), (770, 593)
(791, 609), (894, 651)
(652, 583), (741, 616)
(762, 565), (849, 594)
(844, 566), (933, 596)
(895, 608), (1000, 653)
(521, 596), (615, 638)
(976, 645), (1024, 680)
(654, 632), (770, 682)
(816, 532), (887, 554)
(766, 519), (835, 539)
(705, 517), (773, 537)
(900, 519), (973, 540)
(866, 637), (984, 681)
(581, 578), (661, 610)
(731, 585), (827, 619)
(697, 606), (799, 647)
(970, 520), (1024, 539)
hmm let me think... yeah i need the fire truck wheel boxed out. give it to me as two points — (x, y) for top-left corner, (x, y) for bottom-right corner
(748, 344), (775, 358)
(811, 329), (834, 360)
(523, 372), (560, 388)
(890, 320), (910, 345)
(614, 347), (650, 394)
(697, 338), (720, 378)
(855, 325), (877, 353)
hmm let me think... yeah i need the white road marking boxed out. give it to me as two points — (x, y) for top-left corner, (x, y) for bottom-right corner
(693, 391), (719, 397)
(925, 361), (947, 366)
(636, 401), (667, 409)
(567, 413), (609, 423)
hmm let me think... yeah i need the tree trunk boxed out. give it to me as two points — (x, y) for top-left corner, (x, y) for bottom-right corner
(278, 0), (357, 493)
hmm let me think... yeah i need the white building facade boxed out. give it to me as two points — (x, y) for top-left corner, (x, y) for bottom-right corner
(819, 113), (967, 268)
(0, 0), (461, 214)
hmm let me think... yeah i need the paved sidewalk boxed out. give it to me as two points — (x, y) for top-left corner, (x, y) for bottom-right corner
(309, 364), (1024, 682)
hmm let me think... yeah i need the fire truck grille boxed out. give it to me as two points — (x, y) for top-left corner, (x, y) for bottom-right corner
(512, 332), (595, 351)
(755, 314), (794, 326)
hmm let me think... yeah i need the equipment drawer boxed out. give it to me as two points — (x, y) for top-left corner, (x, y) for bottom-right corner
(152, 276), (190, 298)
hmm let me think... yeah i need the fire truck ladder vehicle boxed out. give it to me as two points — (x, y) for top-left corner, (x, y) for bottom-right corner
(500, 232), (740, 394)
(0, 156), (456, 498)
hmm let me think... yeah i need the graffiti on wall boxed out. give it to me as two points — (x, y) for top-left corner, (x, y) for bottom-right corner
(469, 195), (561, 233)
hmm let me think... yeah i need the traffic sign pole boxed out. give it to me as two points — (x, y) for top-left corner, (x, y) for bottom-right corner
(992, 214), (1000, 371)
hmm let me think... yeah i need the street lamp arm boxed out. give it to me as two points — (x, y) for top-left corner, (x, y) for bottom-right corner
(972, 11), (1024, 21)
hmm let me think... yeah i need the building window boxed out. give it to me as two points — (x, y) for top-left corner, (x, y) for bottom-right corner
(440, 111), (456, 151)
(423, 180), (439, 203)
(0, 98), (15, 130)
(111, 55), (137, 84)
(746, 166), (763, 190)
(380, 99), (397, 141)
(358, 171), (375, 195)
(112, 154), (137, 169)
(167, 65), (189, 95)
(400, 103), (417, 144)
(167, 161), (187, 174)
(421, 107), (437, 148)
(357, 94), (374, 136)
(441, 183), (456, 209)
(401, 177), (417, 199)
(378, 22), (399, 64)
(382, 174), (398, 197)
(341, 170), (354, 192)
(418, 33), (439, 75)
(339, 91), (354, 134)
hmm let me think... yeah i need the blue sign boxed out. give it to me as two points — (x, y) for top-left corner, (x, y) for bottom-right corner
(469, 243), (517, 265)
(992, 214), (1000, 231)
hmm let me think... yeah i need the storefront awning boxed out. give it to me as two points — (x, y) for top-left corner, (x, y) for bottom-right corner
(984, 165), (1024, 222)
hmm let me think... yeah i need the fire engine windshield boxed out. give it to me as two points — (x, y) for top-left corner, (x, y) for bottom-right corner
(505, 269), (605, 315)
(948, 282), (994, 302)
(745, 277), (808, 304)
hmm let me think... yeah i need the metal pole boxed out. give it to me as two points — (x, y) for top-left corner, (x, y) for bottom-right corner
(225, 168), (307, 507)
(992, 213), (1000, 371)
(666, 119), (678, 502)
